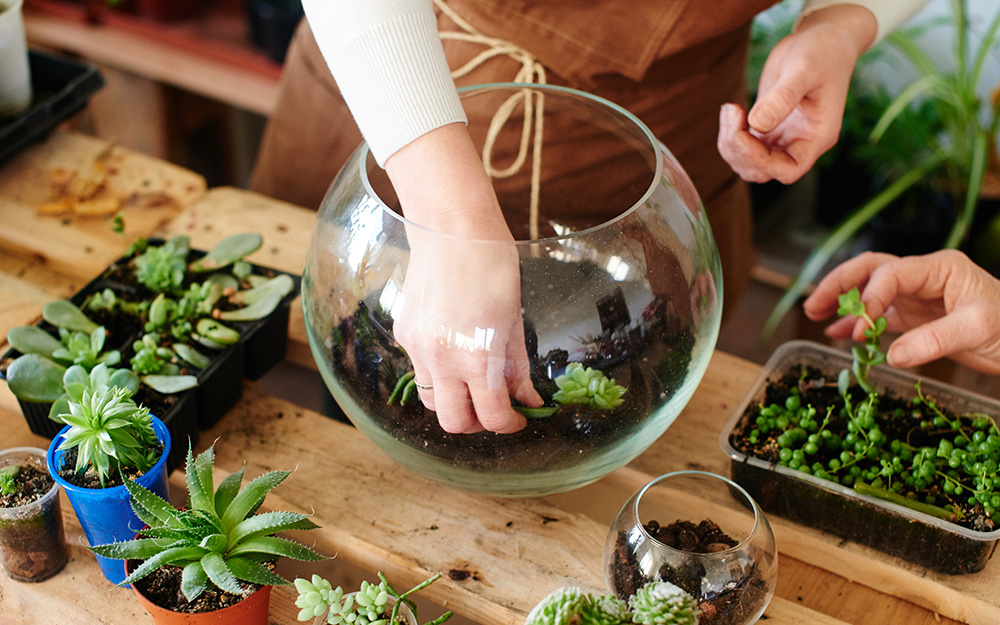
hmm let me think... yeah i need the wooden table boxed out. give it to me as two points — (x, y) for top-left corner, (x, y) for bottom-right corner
(0, 130), (993, 625)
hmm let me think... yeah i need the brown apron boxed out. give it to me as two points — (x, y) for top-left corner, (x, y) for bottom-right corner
(250, 0), (778, 317)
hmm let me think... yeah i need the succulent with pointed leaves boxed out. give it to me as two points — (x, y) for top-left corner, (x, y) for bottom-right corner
(90, 443), (326, 603)
(0, 466), (19, 496)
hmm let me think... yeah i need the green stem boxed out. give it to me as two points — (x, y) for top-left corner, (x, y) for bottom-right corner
(854, 482), (956, 521)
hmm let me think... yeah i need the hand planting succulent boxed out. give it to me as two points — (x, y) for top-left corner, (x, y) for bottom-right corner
(90, 443), (326, 609)
(294, 571), (452, 625)
(734, 289), (1000, 531)
(525, 582), (698, 625)
(51, 373), (159, 488)
(388, 361), (626, 420)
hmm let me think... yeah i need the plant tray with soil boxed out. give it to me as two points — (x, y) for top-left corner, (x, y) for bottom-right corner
(1, 234), (301, 452)
(721, 339), (1000, 574)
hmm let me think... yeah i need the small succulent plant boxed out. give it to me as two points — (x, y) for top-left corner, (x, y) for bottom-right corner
(552, 363), (626, 411)
(295, 571), (453, 625)
(90, 443), (326, 602)
(134, 235), (190, 292)
(52, 376), (159, 487)
(48, 362), (139, 424)
(525, 582), (697, 625)
(836, 287), (888, 395)
(0, 466), (19, 496)
(628, 582), (700, 625)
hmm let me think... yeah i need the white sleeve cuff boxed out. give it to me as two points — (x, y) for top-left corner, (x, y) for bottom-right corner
(302, 0), (467, 166)
(796, 0), (931, 47)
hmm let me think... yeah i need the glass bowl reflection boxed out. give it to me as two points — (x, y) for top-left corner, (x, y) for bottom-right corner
(302, 83), (722, 496)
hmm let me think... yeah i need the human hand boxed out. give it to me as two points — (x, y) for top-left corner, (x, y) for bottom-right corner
(386, 124), (543, 433)
(803, 250), (1000, 375)
(717, 5), (877, 184)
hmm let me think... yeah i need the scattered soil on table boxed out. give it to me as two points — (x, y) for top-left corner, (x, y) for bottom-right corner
(129, 561), (266, 613)
(609, 518), (769, 625)
(0, 465), (53, 509)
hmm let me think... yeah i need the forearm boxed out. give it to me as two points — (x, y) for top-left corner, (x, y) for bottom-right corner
(797, 0), (931, 48)
(301, 0), (466, 166)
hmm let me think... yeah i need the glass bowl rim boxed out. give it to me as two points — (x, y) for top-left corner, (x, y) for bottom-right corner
(354, 82), (666, 246)
(632, 469), (765, 557)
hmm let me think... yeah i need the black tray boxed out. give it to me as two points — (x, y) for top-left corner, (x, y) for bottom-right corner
(0, 49), (105, 165)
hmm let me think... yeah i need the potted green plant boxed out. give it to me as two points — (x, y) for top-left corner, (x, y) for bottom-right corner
(90, 443), (326, 624)
(762, 0), (1000, 338)
(725, 289), (1000, 574)
(294, 571), (453, 625)
(0, 447), (68, 582)
(44, 364), (171, 584)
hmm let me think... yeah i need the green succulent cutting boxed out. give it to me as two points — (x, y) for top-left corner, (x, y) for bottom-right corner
(295, 571), (452, 625)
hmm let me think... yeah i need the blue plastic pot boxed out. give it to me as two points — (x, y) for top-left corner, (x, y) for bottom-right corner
(45, 416), (171, 584)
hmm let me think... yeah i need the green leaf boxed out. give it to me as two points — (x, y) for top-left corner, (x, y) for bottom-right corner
(43, 300), (99, 334)
(195, 319), (240, 345)
(173, 343), (211, 370)
(214, 467), (245, 518)
(229, 511), (319, 546)
(7, 326), (62, 357)
(187, 445), (216, 515)
(142, 374), (199, 394)
(226, 556), (289, 586)
(228, 274), (294, 307)
(89, 537), (173, 560)
(220, 470), (292, 531)
(218, 292), (284, 322)
(200, 551), (245, 595)
(120, 545), (207, 587)
(124, 479), (180, 527)
(181, 561), (209, 603)
(189, 234), (263, 273)
(6, 354), (67, 402)
(229, 536), (325, 562)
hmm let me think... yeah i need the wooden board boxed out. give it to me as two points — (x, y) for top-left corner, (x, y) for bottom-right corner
(0, 131), (205, 281)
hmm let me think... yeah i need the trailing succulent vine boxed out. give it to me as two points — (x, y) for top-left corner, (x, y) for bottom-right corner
(294, 571), (453, 625)
(525, 582), (698, 625)
(739, 287), (1000, 528)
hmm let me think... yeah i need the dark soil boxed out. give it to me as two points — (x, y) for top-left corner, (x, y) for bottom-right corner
(56, 443), (163, 489)
(129, 561), (265, 613)
(610, 519), (769, 625)
(0, 464), (68, 582)
(729, 366), (993, 532)
(0, 465), (53, 509)
(326, 271), (696, 476)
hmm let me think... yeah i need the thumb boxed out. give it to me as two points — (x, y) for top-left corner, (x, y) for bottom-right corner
(886, 309), (983, 369)
(748, 68), (811, 133)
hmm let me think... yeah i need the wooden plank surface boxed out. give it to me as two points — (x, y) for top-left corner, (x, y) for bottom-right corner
(0, 131), (205, 281)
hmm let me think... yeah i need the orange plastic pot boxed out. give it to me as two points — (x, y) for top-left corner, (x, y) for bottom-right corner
(126, 560), (273, 625)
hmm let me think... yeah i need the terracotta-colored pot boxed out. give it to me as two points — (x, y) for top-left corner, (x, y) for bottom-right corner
(127, 561), (273, 625)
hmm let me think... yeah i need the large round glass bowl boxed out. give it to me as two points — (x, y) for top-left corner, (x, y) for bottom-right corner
(302, 83), (722, 496)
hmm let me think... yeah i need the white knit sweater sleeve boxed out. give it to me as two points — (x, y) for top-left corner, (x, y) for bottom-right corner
(797, 0), (932, 46)
(301, 0), (466, 166)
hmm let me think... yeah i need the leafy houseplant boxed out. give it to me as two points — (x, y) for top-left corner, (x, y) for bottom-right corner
(90, 443), (326, 623)
(44, 377), (171, 583)
(724, 290), (1000, 574)
(294, 571), (453, 625)
(763, 0), (1000, 338)
(0, 447), (68, 582)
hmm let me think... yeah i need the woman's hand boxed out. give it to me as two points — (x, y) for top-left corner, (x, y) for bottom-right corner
(803, 250), (1000, 375)
(385, 123), (543, 433)
(717, 5), (876, 184)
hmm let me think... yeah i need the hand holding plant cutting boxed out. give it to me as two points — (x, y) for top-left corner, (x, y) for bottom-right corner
(804, 250), (1000, 374)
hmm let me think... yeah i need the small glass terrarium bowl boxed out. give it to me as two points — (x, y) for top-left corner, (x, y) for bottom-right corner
(603, 471), (777, 625)
(303, 83), (722, 496)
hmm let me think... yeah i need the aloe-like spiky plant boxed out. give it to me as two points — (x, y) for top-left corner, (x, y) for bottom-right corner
(90, 444), (325, 603)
